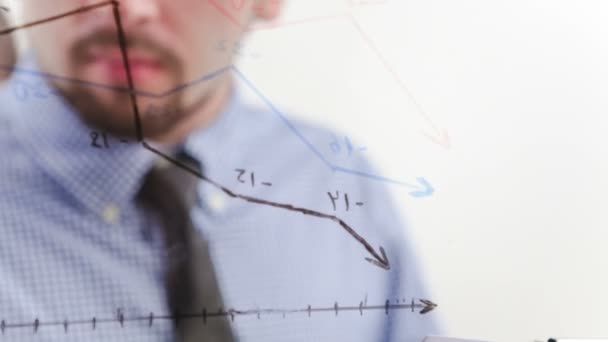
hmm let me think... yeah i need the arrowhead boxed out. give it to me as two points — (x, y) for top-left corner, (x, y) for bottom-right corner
(364, 246), (390, 270)
(418, 299), (438, 314)
(422, 128), (451, 149)
(408, 177), (434, 198)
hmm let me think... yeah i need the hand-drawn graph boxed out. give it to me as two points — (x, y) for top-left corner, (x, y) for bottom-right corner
(0, 1), (439, 336)
(0, 0), (439, 271)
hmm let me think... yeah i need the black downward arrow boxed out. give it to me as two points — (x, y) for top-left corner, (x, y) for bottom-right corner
(144, 142), (391, 271)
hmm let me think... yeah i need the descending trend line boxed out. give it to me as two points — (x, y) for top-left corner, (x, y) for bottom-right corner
(142, 142), (390, 270)
(346, 14), (450, 149)
(0, 299), (437, 335)
(209, 2), (450, 149)
(232, 66), (434, 196)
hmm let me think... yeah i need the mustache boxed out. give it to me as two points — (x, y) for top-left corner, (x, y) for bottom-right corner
(70, 28), (180, 69)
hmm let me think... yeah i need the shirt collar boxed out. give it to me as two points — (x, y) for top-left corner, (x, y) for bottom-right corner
(3, 54), (243, 221)
(182, 86), (242, 176)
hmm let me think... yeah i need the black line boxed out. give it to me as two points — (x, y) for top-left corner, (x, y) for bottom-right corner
(111, 1), (144, 142)
(0, 0), (114, 36)
(0, 299), (436, 334)
(142, 142), (389, 270)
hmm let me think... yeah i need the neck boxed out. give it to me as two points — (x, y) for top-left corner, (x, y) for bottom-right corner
(151, 75), (233, 145)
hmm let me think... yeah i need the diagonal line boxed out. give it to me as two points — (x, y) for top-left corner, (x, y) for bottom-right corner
(208, 0), (245, 30)
(0, 64), (137, 94)
(111, 1), (144, 142)
(0, 64), (231, 99)
(232, 66), (424, 192)
(0, 0), (115, 36)
(332, 166), (418, 188)
(231, 66), (336, 170)
(248, 13), (347, 32)
(156, 65), (233, 97)
(347, 14), (439, 133)
(142, 141), (388, 269)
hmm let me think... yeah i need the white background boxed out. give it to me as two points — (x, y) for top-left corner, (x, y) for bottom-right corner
(5, 0), (608, 341)
(238, 1), (608, 341)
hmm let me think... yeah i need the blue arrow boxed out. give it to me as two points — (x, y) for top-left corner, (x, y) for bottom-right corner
(408, 178), (434, 198)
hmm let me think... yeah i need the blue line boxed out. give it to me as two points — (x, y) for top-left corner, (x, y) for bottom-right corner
(231, 66), (335, 170)
(231, 66), (427, 192)
(157, 65), (233, 97)
(0, 64), (142, 95)
(1, 62), (429, 192)
(332, 166), (418, 189)
(0, 64), (230, 99)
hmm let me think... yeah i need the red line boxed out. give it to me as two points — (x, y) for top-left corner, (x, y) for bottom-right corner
(248, 13), (346, 32)
(208, 0), (245, 30)
(350, 0), (389, 7)
(347, 14), (439, 133)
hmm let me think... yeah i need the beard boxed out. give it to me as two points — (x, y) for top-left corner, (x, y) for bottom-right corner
(56, 27), (191, 140)
(59, 83), (186, 140)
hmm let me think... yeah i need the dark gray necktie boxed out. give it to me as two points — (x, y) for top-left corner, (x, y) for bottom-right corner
(137, 152), (235, 342)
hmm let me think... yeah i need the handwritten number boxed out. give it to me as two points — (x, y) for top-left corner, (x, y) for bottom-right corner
(328, 191), (340, 211)
(12, 79), (58, 102)
(235, 169), (246, 183)
(90, 132), (101, 148)
(90, 131), (110, 149)
(330, 134), (365, 157)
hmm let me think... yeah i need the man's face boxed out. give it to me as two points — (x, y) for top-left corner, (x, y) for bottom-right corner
(21, 0), (281, 139)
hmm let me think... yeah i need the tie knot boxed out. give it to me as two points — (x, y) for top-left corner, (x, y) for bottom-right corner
(142, 150), (203, 211)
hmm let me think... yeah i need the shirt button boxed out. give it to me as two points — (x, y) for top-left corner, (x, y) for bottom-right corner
(154, 157), (172, 170)
(207, 190), (227, 214)
(101, 203), (121, 225)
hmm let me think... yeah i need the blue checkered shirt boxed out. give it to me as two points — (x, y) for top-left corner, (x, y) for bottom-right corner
(0, 56), (440, 341)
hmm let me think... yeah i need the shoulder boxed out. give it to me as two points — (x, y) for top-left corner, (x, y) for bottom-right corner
(0, 80), (45, 198)
(238, 101), (386, 183)
(236, 102), (405, 238)
(234, 102), (351, 173)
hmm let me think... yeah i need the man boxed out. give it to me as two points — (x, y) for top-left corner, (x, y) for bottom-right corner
(0, 0), (440, 341)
